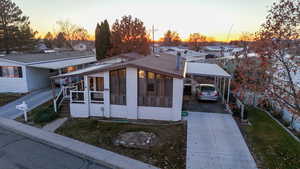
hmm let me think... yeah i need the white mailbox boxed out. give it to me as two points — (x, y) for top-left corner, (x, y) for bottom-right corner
(16, 101), (28, 122)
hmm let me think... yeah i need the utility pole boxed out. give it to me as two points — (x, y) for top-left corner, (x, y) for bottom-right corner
(150, 25), (158, 54)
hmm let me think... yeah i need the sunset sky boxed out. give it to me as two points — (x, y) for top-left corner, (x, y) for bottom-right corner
(14, 0), (275, 41)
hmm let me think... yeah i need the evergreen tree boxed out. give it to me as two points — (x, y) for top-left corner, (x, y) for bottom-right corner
(54, 32), (67, 48)
(0, 0), (37, 53)
(95, 23), (102, 59)
(95, 20), (111, 60)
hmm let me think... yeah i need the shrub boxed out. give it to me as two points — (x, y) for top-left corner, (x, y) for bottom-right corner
(272, 111), (283, 120)
(33, 106), (58, 124)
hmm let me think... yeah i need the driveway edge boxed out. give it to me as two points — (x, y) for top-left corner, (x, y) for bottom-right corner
(0, 117), (159, 169)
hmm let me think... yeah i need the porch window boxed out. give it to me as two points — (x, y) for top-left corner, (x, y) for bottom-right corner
(138, 70), (173, 107)
(89, 77), (104, 103)
(0, 66), (22, 78)
(110, 69), (126, 105)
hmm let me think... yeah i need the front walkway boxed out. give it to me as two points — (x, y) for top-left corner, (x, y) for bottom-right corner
(0, 88), (56, 119)
(186, 112), (257, 169)
(42, 117), (68, 132)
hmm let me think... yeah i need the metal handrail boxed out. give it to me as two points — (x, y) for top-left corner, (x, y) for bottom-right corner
(53, 88), (64, 112)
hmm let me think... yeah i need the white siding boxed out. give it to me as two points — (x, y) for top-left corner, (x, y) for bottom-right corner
(90, 103), (104, 117)
(70, 103), (89, 117)
(171, 78), (184, 121)
(26, 67), (50, 91)
(0, 61), (28, 93)
(138, 106), (173, 121)
(126, 67), (138, 119)
(69, 68), (184, 121)
(138, 78), (183, 121)
(110, 105), (127, 118)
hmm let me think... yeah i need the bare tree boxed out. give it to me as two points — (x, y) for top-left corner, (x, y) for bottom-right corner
(162, 30), (181, 46)
(188, 33), (207, 51)
(111, 15), (150, 55)
(72, 27), (90, 41)
(238, 32), (253, 57)
(234, 0), (300, 128)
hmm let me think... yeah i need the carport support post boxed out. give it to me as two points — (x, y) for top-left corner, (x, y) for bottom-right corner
(58, 69), (63, 88)
(223, 77), (226, 103)
(214, 76), (217, 87)
(227, 79), (231, 104)
(217, 77), (222, 93)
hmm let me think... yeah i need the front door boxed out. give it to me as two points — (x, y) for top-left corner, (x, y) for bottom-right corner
(88, 77), (105, 116)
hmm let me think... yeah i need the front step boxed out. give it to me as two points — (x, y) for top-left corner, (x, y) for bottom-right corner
(59, 99), (70, 116)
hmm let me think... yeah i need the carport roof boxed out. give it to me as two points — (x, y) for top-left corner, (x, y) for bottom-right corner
(186, 62), (231, 78)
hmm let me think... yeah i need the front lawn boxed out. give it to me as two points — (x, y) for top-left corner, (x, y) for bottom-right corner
(56, 119), (186, 169)
(0, 93), (24, 107)
(240, 107), (300, 169)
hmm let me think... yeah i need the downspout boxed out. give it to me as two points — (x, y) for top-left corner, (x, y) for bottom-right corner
(84, 76), (91, 117)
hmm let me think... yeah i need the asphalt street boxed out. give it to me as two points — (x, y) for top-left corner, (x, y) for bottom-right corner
(0, 126), (110, 169)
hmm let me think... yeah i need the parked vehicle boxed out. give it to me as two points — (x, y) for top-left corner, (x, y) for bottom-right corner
(196, 84), (218, 101)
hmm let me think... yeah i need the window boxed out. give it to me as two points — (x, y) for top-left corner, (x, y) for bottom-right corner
(0, 66), (23, 78)
(62, 66), (77, 74)
(89, 77), (104, 91)
(138, 69), (173, 107)
(110, 69), (126, 105)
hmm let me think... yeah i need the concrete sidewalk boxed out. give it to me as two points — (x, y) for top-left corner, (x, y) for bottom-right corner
(0, 88), (56, 119)
(0, 117), (159, 169)
(186, 112), (257, 169)
(42, 117), (68, 132)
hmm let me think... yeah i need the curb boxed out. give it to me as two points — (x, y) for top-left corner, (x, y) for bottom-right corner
(0, 117), (159, 169)
(255, 107), (300, 143)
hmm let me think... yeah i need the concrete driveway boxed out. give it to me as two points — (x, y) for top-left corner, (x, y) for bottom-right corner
(183, 97), (227, 113)
(186, 112), (257, 169)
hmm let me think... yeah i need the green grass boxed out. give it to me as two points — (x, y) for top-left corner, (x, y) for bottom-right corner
(56, 119), (186, 169)
(0, 93), (23, 107)
(242, 107), (300, 169)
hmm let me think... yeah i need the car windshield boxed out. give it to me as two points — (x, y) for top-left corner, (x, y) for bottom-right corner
(201, 86), (215, 92)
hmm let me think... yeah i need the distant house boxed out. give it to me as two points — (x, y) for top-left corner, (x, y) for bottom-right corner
(73, 43), (87, 51)
(0, 51), (97, 93)
(52, 53), (185, 121)
(72, 41), (95, 51)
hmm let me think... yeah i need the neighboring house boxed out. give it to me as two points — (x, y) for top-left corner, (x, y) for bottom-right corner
(73, 43), (87, 51)
(53, 53), (185, 121)
(0, 51), (97, 93)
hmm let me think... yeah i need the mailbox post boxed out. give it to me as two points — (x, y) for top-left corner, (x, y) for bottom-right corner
(16, 101), (28, 122)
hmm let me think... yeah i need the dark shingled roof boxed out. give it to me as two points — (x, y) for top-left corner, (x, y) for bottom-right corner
(53, 53), (186, 79)
(0, 51), (95, 64)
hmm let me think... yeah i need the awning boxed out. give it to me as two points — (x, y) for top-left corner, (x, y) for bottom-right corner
(51, 63), (113, 79)
(186, 62), (231, 78)
(28, 56), (97, 69)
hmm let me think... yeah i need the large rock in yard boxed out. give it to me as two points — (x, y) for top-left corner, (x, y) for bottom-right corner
(114, 131), (158, 149)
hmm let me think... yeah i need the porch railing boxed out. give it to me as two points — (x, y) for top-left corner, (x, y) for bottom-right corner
(90, 91), (104, 104)
(70, 90), (104, 104)
(53, 82), (82, 112)
(53, 88), (64, 112)
(70, 91), (85, 104)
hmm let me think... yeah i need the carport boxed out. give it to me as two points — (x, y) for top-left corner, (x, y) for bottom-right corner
(186, 62), (232, 105)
